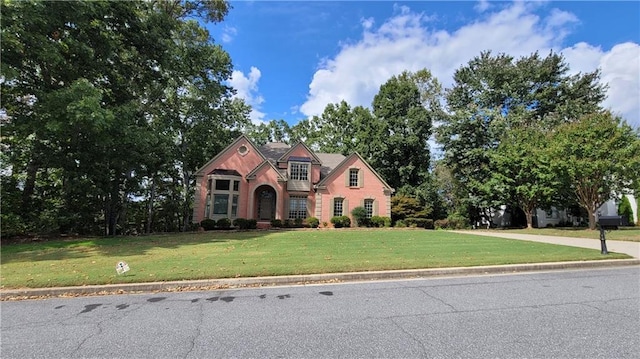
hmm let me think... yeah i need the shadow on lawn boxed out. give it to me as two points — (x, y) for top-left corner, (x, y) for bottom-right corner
(0, 230), (276, 263)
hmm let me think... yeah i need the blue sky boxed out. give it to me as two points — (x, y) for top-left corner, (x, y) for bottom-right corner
(208, 1), (640, 128)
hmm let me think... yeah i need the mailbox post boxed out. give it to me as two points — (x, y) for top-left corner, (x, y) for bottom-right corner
(597, 214), (624, 255)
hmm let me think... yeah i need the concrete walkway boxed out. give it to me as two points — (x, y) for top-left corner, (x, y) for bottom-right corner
(453, 230), (640, 258)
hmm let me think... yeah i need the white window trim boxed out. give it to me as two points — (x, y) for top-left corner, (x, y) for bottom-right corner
(207, 175), (241, 219)
(289, 162), (310, 181)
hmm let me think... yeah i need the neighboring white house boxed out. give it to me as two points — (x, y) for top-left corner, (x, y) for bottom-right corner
(487, 193), (637, 228)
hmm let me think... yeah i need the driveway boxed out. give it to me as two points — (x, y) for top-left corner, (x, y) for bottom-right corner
(454, 230), (640, 258)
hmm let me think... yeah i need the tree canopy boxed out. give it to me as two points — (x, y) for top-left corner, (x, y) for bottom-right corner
(1, 0), (249, 237)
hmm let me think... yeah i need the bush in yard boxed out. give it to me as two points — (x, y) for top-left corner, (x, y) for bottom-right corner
(306, 217), (320, 228)
(270, 219), (282, 228)
(395, 219), (407, 228)
(351, 206), (369, 227)
(233, 218), (257, 230)
(330, 216), (351, 228)
(370, 216), (386, 228)
(438, 213), (469, 229)
(405, 218), (434, 229)
(434, 219), (448, 229)
(216, 218), (231, 229)
(391, 195), (431, 223)
(282, 219), (293, 228)
(294, 218), (304, 227)
(200, 219), (216, 231)
(618, 196), (634, 226)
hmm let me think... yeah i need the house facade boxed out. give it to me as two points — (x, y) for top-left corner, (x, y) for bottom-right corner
(192, 135), (394, 227)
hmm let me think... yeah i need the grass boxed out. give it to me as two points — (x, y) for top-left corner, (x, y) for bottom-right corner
(0, 229), (630, 289)
(490, 227), (640, 242)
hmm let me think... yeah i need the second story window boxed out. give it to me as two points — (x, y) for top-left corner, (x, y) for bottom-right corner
(349, 169), (359, 187)
(290, 162), (309, 181)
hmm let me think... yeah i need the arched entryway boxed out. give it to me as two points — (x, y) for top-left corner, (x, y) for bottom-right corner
(254, 185), (277, 220)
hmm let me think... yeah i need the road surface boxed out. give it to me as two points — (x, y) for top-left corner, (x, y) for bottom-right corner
(2, 267), (639, 358)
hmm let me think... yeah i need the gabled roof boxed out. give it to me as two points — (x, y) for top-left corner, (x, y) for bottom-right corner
(194, 135), (265, 176)
(246, 160), (287, 182)
(316, 152), (394, 192)
(258, 142), (290, 162)
(276, 142), (322, 164)
(316, 153), (346, 179)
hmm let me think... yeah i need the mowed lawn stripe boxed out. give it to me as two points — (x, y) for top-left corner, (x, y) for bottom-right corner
(0, 230), (629, 288)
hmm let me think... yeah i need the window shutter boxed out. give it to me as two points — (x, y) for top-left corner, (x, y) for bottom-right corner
(306, 197), (311, 218)
(373, 200), (379, 216)
(284, 197), (289, 220)
(330, 197), (335, 217)
(344, 170), (349, 187)
(343, 198), (349, 216)
(358, 169), (364, 187)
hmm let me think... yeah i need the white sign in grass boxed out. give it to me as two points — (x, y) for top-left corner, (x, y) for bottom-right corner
(116, 261), (130, 275)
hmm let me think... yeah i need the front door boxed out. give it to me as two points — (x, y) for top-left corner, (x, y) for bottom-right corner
(258, 189), (275, 220)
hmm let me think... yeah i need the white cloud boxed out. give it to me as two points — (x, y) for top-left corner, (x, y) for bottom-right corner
(221, 26), (237, 43)
(474, 0), (491, 13)
(562, 42), (640, 127)
(299, 2), (639, 128)
(228, 67), (266, 124)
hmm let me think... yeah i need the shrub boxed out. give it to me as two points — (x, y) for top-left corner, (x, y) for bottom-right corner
(233, 218), (257, 230)
(618, 196), (634, 226)
(370, 216), (385, 228)
(216, 218), (231, 229)
(391, 195), (431, 223)
(405, 217), (434, 229)
(307, 217), (320, 228)
(446, 214), (469, 229)
(330, 216), (351, 228)
(270, 219), (282, 228)
(294, 218), (304, 227)
(282, 219), (293, 228)
(351, 206), (369, 227)
(395, 219), (407, 228)
(434, 219), (448, 230)
(200, 219), (216, 231)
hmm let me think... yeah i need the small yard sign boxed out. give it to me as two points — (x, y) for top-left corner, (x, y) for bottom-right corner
(116, 261), (130, 275)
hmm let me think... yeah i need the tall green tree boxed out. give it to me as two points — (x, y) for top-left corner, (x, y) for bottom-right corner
(371, 70), (441, 196)
(489, 126), (558, 228)
(1, 0), (243, 236)
(438, 51), (606, 221)
(550, 111), (640, 230)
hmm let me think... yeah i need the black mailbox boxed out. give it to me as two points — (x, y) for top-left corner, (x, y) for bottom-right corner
(598, 215), (624, 230)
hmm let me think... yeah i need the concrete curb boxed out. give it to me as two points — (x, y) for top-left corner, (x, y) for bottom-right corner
(2, 259), (639, 300)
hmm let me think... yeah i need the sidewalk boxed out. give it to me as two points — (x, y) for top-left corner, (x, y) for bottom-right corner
(453, 230), (640, 258)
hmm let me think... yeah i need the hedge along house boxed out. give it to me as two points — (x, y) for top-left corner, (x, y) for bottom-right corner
(193, 135), (394, 227)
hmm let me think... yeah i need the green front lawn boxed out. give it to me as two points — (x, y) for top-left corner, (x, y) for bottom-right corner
(494, 227), (640, 242)
(1, 229), (629, 288)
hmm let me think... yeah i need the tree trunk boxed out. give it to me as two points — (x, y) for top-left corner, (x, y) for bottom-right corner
(21, 159), (38, 216)
(525, 208), (534, 229)
(587, 207), (597, 230)
(146, 177), (156, 234)
(181, 169), (191, 232)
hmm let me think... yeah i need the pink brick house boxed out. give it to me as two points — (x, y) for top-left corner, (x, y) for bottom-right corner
(192, 135), (394, 227)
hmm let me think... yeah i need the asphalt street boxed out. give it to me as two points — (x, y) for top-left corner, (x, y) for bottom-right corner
(2, 266), (638, 358)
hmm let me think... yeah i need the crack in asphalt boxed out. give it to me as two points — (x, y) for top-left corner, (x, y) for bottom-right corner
(184, 299), (204, 359)
(413, 286), (458, 312)
(388, 317), (428, 357)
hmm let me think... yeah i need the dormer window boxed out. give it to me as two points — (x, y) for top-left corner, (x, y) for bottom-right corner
(290, 162), (309, 181)
(287, 157), (311, 191)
